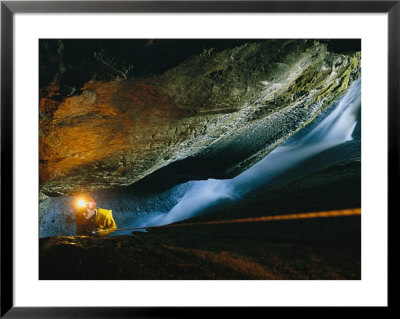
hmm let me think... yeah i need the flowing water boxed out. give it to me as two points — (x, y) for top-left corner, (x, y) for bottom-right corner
(111, 78), (361, 234)
(39, 79), (361, 237)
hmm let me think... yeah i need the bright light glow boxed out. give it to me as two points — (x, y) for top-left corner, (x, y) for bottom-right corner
(77, 199), (87, 208)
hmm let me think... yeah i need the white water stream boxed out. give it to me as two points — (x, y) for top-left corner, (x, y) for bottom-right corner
(112, 78), (361, 234)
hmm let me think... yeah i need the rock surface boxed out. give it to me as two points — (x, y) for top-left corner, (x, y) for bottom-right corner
(39, 39), (360, 198)
(39, 216), (361, 280)
(39, 143), (361, 279)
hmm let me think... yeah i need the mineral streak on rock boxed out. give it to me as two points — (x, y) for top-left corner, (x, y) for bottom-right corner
(39, 39), (360, 197)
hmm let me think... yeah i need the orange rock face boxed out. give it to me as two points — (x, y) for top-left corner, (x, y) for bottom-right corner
(39, 40), (361, 197)
(40, 79), (187, 195)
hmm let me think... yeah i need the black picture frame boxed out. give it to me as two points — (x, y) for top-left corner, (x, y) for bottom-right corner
(1, 0), (396, 317)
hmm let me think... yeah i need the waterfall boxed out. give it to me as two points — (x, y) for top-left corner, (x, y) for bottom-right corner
(112, 78), (361, 234)
(230, 77), (361, 197)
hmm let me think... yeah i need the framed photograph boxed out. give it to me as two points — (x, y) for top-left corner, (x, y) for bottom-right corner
(1, 0), (396, 316)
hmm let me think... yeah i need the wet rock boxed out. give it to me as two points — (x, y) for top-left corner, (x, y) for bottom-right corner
(39, 39), (360, 196)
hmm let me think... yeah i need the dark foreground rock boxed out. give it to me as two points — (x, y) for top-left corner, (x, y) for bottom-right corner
(39, 158), (361, 280)
(39, 215), (360, 280)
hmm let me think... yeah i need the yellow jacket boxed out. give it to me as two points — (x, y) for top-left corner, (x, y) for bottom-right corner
(76, 208), (117, 236)
(93, 208), (117, 236)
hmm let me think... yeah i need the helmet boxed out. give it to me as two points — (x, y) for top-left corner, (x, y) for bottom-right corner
(86, 197), (96, 209)
(76, 196), (96, 209)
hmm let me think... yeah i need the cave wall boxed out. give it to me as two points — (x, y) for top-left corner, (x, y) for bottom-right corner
(39, 39), (360, 198)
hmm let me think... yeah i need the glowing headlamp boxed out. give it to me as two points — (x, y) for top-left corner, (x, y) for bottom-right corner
(77, 199), (87, 208)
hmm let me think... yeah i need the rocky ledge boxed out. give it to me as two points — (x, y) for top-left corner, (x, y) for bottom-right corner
(39, 153), (361, 280)
(40, 215), (360, 280)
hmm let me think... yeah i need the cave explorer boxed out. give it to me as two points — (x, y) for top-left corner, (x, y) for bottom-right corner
(75, 196), (117, 236)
